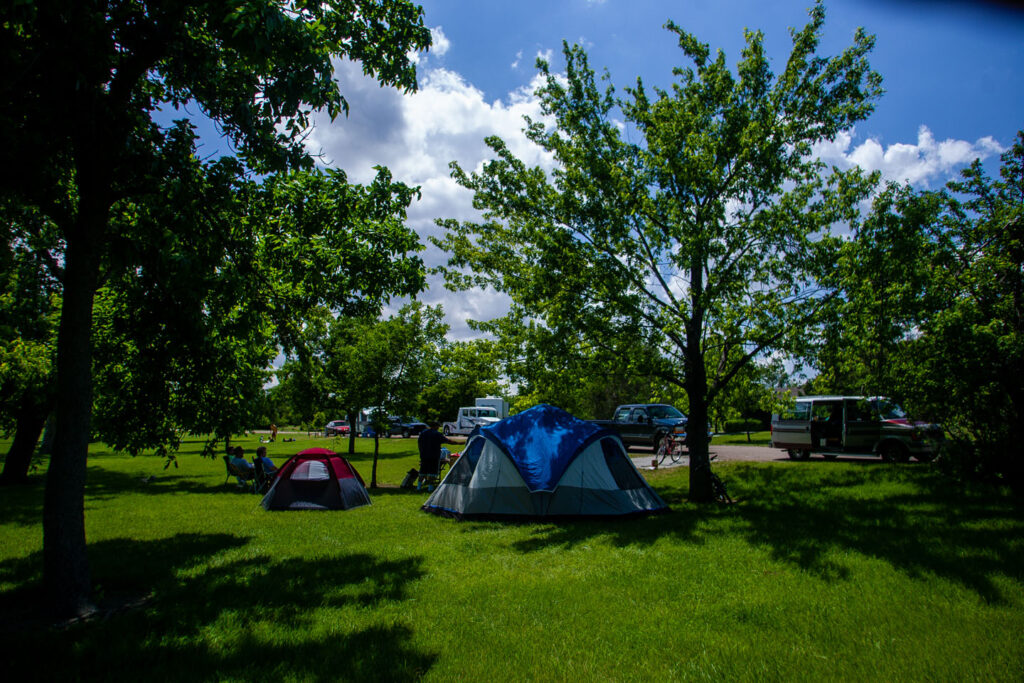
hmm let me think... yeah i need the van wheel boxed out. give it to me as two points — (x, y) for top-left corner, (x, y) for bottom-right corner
(443, 425), (451, 437)
(787, 449), (810, 461)
(880, 442), (909, 463)
(914, 452), (936, 463)
(402, 429), (410, 438)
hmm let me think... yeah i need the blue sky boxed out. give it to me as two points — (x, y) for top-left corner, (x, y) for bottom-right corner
(431, 1), (1022, 144)
(191, 1), (1024, 339)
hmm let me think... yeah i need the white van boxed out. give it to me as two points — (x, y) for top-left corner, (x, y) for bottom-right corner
(771, 395), (943, 462)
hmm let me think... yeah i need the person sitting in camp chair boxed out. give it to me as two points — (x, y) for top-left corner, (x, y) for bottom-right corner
(252, 446), (277, 494)
(227, 446), (255, 489)
(417, 422), (453, 491)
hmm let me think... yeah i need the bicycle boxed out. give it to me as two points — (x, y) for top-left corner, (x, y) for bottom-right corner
(655, 433), (685, 465)
(690, 452), (733, 504)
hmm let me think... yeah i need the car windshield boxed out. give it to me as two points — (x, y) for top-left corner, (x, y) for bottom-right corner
(647, 405), (684, 419)
(872, 398), (907, 420)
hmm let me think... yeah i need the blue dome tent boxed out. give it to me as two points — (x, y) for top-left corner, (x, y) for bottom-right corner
(421, 404), (668, 519)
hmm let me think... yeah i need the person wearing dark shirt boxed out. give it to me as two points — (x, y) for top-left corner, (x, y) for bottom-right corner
(418, 422), (453, 476)
(255, 446), (277, 476)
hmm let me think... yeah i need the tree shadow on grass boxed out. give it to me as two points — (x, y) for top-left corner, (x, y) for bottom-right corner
(79, 465), (268, 500)
(453, 462), (1024, 603)
(0, 535), (435, 681)
(733, 463), (1024, 603)
(0, 474), (45, 527)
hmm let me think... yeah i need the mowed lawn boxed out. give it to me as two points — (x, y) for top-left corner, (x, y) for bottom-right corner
(1, 434), (1022, 681)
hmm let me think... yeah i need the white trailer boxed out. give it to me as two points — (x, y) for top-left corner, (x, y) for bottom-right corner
(475, 396), (510, 419)
(442, 406), (501, 436)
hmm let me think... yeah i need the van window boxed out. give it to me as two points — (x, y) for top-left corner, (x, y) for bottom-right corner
(811, 401), (842, 421)
(781, 402), (811, 420)
(872, 398), (907, 420)
(845, 399), (874, 422)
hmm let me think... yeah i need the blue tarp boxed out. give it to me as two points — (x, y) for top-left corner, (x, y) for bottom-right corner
(480, 404), (610, 492)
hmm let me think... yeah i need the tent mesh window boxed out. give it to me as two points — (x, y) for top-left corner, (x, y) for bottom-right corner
(601, 439), (646, 490)
(446, 437), (484, 486)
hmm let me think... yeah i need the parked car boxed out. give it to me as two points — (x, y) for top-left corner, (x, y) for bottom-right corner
(386, 416), (428, 438)
(590, 404), (712, 451)
(324, 420), (350, 437)
(770, 395), (943, 462)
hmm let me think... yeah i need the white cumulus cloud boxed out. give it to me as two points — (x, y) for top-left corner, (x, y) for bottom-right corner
(814, 125), (1003, 187)
(306, 60), (554, 339)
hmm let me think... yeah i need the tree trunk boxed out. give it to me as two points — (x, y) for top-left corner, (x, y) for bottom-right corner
(42, 106), (110, 614)
(371, 434), (379, 488)
(686, 260), (714, 503)
(38, 414), (56, 455)
(687, 392), (713, 503)
(347, 409), (357, 455)
(0, 392), (49, 485)
(43, 229), (99, 617)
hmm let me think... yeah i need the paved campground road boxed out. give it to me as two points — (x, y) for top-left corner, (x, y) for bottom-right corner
(627, 443), (893, 470)
(385, 432), (789, 469)
(629, 443), (786, 470)
(272, 431), (885, 469)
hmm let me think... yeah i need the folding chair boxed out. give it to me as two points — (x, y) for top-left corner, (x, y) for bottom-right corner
(223, 455), (256, 491)
(252, 456), (277, 494)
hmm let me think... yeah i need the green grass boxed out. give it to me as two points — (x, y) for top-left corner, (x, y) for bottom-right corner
(1, 434), (1023, 681)
(713, 430), (772, 445)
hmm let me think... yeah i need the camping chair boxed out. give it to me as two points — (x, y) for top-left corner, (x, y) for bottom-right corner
(440, 450), (459, 475)
(416, 471), (440, 491)
(252, 456), (277, 494)
(417, 449), (453, 491)
(223, 455), (256, 491)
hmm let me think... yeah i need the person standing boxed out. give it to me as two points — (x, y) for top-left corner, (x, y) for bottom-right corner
(417, 422), (454, 480)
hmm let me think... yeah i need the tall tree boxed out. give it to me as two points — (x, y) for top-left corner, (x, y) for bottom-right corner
(473, 309), (667, 420)
(317, 302), (447, 486)
(91, 159), (425, 459)
(809, 183), (942, 398)
(434, 2), (881, 500)
(414, 338), (503, 423)
(0, 0), (430, 617)
(829, 133), (1024, 485)
(920, 136), (1024, 482)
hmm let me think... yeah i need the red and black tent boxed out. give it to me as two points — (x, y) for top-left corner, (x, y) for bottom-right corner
(260, 448), (371, 511)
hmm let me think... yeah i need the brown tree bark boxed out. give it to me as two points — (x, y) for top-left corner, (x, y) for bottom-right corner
(0, 393), (49, 485)
(42, 229), (100, 617)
